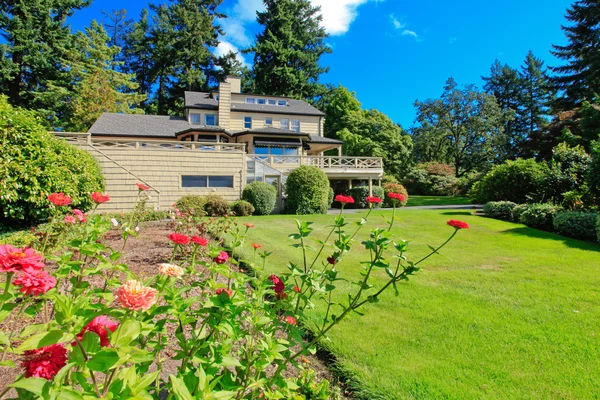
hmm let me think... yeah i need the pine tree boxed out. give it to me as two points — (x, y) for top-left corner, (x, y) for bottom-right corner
(246, 0), (331, 100)
(123, 9), (153, 110)
(101, 9), (133, 70)
(551, 0), (600, 109)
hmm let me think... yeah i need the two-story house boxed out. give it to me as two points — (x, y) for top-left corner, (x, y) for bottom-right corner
(64, 76), (383, 212)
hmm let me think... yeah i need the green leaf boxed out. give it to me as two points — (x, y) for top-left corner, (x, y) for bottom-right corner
(56, 388), (84, 400)
(208, 391), (237, 400)
(112, 320), (141, 347)
(10, 377), (48, 395)
(131, 370), (159, 395)
(87, 348), (119, 371)
(17, 330), (73, 352)
(170, 375), (193, 400)
(220, 355), (241, 367)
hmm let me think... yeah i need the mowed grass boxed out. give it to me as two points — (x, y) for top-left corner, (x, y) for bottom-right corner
(406, 195), (472, 207)
(237, 209), (600, 399)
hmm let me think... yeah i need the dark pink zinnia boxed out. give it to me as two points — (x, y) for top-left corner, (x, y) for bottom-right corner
(214, 251), (229, 264)
(21, 344), (67, 380)
(0, 244), (45, 273)
(13, 270), (56, 296)
(76, 316), (119, 347)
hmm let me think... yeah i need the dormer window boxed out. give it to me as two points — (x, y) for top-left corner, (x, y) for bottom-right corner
(246, 98), (256, 104)
(190, 113), (201, 124)
(268, 99), (276, 105)
(257, 98), (266, 105)
(205, 114), (216, 126)
(277, 100), (287, 106)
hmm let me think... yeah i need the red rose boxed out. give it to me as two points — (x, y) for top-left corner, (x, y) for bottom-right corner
(91, 192), (110, 204)
(447, 219), (469, 230)
(47, 193), (72, 206)
(168, 233), (190, 245)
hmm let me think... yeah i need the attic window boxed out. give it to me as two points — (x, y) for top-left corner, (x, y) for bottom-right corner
(277, 100), (287, 106)
(245, 98), (256, 104)
(257, 98), (266, 105)
(268, 99), (276, 105)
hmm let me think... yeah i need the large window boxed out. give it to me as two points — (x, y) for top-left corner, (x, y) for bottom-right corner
(244, 116), (252, 129)
(280, 119), (289, 130)
(181, 175), (234, 188)
(254, 147), (298, 156)
(190, 113), (201, 124)
(205, 114), (216, 126)
(291, 119), (300, 132)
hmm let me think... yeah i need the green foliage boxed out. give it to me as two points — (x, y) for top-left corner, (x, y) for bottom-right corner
(404, 168), (458, 196)
(483, 201), (517, 221)
(175, 195), (207, 217)
(456, 171), (484, 195)
(204, 194), (230, 217)
(553, 211), (598, 240)
(468, 158), (549, 204)
(519, 203), (562, 231)
(242, 181), (277, 216)
(546, 142), (592, 204)
(382, 183), (409, 207)
(285, 166), (330, 215)
(317, 84), (362, 138)
(0, 97), (104, 225)
(231, 200), (255, 217)
(100, 210), (170, 225)
(588, 139), (600, 203)
(328, 187), (334, 208)
(347, 186), (384, 209)
(511, 204), (529, 223)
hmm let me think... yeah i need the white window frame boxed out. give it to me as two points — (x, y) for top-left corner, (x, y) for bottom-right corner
(280, 119), (289, 130)
(244, 116), (252, 129)
(291, 119), (300, 132)
(257, 98), (266, 105)
(190, 113), (201, 124)
(246, 97), (256, 104)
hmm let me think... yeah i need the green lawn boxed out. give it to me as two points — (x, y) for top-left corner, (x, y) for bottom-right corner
(406, 195), (472, 207)
(237, 209), (600, 399)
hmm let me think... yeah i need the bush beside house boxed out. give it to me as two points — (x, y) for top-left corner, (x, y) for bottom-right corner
(231, 200), (255, 217)
(242, 181), (277, 215)
(285, 166), (330, 215)
(482, 201), (517, 221)
(347, 186), (384, 208)
(383, 183), (409, 207)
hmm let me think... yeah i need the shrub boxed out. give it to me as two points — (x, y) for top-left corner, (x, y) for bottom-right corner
(511, 204), (529, 223)
(175, 195), (207, 217)
(383, 183), (409, 207)
(242, 181), (276, 215)
(546, 143), (591, 204)
(403, 168), (458, 196)
(483, 201), (517, 221)
(457, 171), (484, 195)
(553, 211), (598, 240)
(0, 97), (104, 226)
(347, 186), (385, 208)
(468, 159), (549, 204)
(204, 195), (230, 217)
(285, 166), (330, 215)
(421, 162), (455, 176)
(231, 200), (255, 217)
(328, 187), (334, 208)
(519, 203), (562, 231)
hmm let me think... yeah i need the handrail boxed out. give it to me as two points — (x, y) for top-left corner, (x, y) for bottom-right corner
(249, 154), (383, 169)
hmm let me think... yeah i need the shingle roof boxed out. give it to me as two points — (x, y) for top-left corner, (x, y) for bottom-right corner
(89, 113), (225, 138)
(308, 135), (343, 144)
(232, 127), (309, 137)
(184, 92), (218, 110)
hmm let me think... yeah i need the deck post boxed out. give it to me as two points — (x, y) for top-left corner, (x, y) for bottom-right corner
(368, 177), (373, 196)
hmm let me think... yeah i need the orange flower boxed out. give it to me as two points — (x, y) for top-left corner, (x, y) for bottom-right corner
(251, 243), (262, 249)
(91, 192), (110, 204)
(116, 280), (158, 311)
(158, 263), (184, 278)
(136, 182), (150, 191)
(47, 193), (72, 206)
(243, 222), (254, 228)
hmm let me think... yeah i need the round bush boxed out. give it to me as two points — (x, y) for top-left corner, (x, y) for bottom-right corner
(383, 183), (409, 207)
(483, 201), (517, 221)
(175, 195), (207, 216)
(347, 186), (385, 208)
(511, 204), (529, 222)
(285, 166), (330, 215)
(204, 195), (230, 217)
(328, 187), (334, 208)
(552, 211), (598, 240)
(519, 203), (562, 231)
(231, 200), (255, 217)
(242, 181), (276, 215)
(0, 97), (104, 226)
(468, 159), (549, 204)
(404, 168), (458, 196)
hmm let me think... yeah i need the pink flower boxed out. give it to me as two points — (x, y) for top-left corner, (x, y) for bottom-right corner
(116, 280), (158, 311)
(285, 316), (297, 325)
(447, 220), (469, 230)
(366, 196), (382, 204)
(13, 270), (56, 296)
(76, 316), (119, 347)
(216, 288), (233, 298)
(21, 344), (67, 380)
(158, 263), (184, 278)
(243, 223), (254, 228)
(191, 236), (208, 246)
(214, 251), (229, 264)
(387, 193), (406, 202)
(136, 182), (150, 191)
(251, 243), (262, 249)
(72, 209), (86, 223)
(168, 233), (190, 245)
(91, 192), (110, 204)
(334, 195), (354, 205)
(47, 193), (72, 206)
(64, 215), (76, 224)
(0, 245), (45, 272)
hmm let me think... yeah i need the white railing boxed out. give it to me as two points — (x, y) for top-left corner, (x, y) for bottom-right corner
(52, 132), (246, 153)
(250, 155), (383, 170)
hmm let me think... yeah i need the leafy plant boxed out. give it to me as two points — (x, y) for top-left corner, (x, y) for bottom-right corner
(204, 195), (230, 217)
(175, 194), (207, 217)
(552, 211), (598, 240)
(382, 183), (409, 207)
(519, 203), (562, 231)
(285, 166), (330, 215)
(483, 201), (517, 221)
(231, 200), (255, 217)
(347, 186), (385, 208)
(241, 181), (276, 215)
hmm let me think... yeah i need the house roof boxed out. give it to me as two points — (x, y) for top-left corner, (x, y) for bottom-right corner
(89, 113), (225, 138)
(184, 91), (326, 116)
(308, 135), (343, 144)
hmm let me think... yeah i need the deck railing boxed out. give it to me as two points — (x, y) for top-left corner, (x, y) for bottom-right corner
(250, 155), (383, 170)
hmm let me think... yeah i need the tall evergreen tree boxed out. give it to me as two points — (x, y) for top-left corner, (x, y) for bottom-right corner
(101, 9), (133, 70)
(123, 9), (153, 110)
(246, 0), (331, 100)
(550, 0), (600, 109)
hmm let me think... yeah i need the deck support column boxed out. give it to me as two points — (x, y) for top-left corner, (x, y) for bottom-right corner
(348, 178), (353, 191)
(368, 177), (373, 196)
(337, 146), (342, 156)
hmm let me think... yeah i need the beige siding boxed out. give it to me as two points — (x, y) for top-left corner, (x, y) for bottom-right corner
(76, 144), (245, 212)
(229, 112), (320, 134)
(218, 82), (232, 130)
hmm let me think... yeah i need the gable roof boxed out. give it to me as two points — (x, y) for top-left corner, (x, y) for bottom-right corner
(89, 113), (225, 138)
(184, 92), (218, 110)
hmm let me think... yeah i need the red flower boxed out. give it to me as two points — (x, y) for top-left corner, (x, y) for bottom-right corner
(13, 270), (56, 296)
(47, 193), (72, 207)
(268, 274), (286, 299)
(21, 344), (67, 380)
(216, 288), (233, 298)
(214, 251), (229, 264)
(64, 215), (76, 224)
(168, 233), (190, 245)
(0, 245), (45, 273)
(447, 220), (469, 230)
(366, 196), (382, 204)
(136, 182), (150, 191)
(387, 193), (406, 202)
(251, 243), (262, 249)
(293, 286), (301, 293)
(191, 236), (208, 246)
(327, 256), (337, 265)
(91, 192), (110, 204)
(244, 222), (254, 228)
(285, 316), (297, 325)
(76, 316), (119, 347)
(334, 194), (355, 204)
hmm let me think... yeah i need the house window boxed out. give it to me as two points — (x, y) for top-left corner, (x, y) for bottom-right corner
(190, 113), (201, 124)
(268, 99), (276, 105)
(209, 176), (234, 188)
(205, 114), (216, 126)
(280, 119), (289, 130)
(244, 116), (252, 129)
(284, 147), (298, 156)
(291, 119), (300, 132)
(257, 98), (266, 105)
(182, 175), (207, 188)
(277, 100), (287, 106)
(246, 98), (255, 104)
(265, 117), (272, 126)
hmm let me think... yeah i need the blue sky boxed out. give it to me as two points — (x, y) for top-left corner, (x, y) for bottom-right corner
(70, 0), (573, 127)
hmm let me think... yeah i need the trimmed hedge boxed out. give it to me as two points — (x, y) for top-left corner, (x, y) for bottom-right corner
(204, 195), (230, 217)
(242, 181), (276, 215)
(231, 200), (255, 217)
(382, 183), (409, 207)
(285, 166), (330, 215)
(552, 211), (598, 240)
(175, 195), (207, 216)
(519, 203), (562, 231)
(511, 204), (529, 223)
(347, 186), (385, 208)
(483, 201), (517, 221)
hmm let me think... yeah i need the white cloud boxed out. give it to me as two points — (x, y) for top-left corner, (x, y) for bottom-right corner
(402, 29), (418, 38)
(311, 0), (371, 36)
(449, 37), (457, 44)
(389, 14), (404, 30)
(232, 0), (265, 22)
(220, 18), (252, 47)
(214, 41), (248, 66)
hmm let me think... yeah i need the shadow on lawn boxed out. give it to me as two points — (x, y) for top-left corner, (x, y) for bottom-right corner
(501, 227), (600, 252)
(441, 211), (473, 216)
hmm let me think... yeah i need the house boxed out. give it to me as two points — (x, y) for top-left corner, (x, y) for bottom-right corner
(58, 76), (383, 212)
